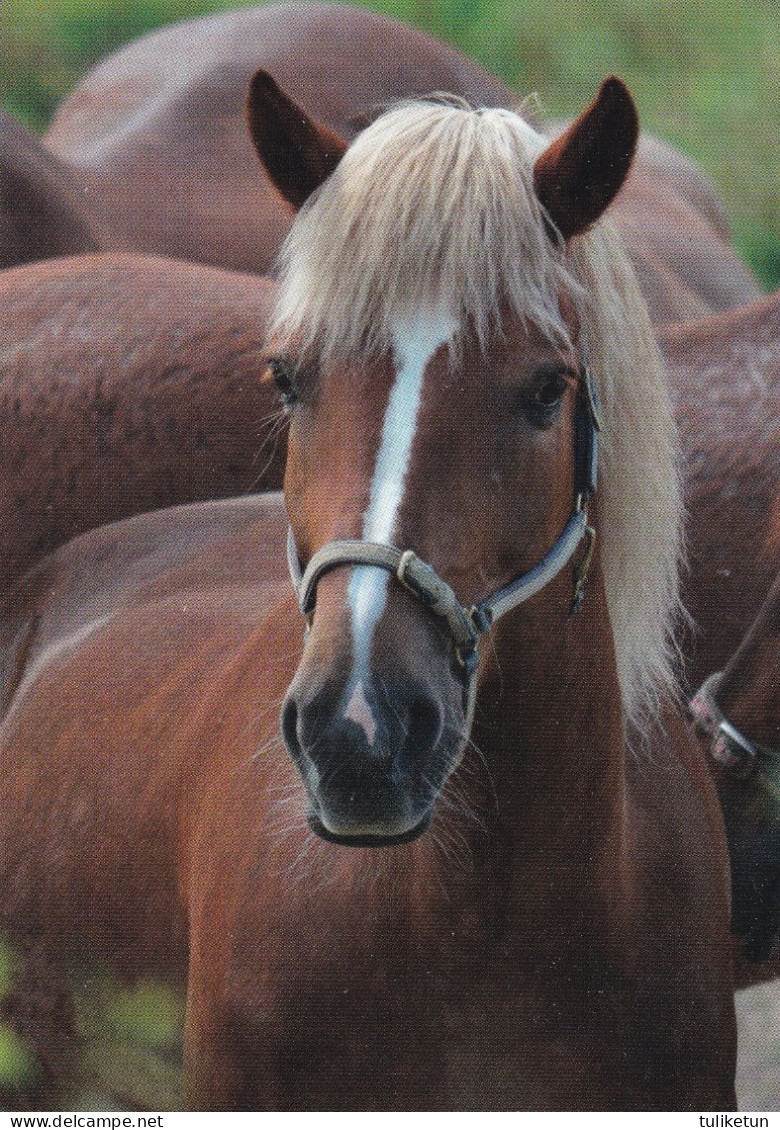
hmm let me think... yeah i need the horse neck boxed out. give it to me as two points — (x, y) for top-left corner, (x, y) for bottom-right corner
(467, 554), (629, 940)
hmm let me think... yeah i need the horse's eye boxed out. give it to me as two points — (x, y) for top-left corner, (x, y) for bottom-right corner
(267, 357), (299, 409)
(534, 374), (568, 407)
(524, 367), (570, 426)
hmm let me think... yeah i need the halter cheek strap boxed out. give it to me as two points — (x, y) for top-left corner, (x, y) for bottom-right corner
(286, 366), (601, 714)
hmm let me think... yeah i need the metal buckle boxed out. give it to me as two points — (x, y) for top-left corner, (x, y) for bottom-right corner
(396, 549), (419, 595)
(713, 719), (759, 779)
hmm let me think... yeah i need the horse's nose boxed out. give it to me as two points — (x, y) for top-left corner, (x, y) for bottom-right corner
(282, 675), (444, 776)
(280, 674), (445, 841)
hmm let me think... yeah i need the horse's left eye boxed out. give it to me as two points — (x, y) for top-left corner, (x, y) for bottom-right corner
(524, 368), (570, 426)
(267, 357), (299, 409)
(534, 374), (568, 407)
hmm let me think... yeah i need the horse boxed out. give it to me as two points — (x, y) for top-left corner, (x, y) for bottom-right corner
(0, 111), (109, 269)
(0, 254), (283, 593)
(43, 3), (760, 323)
(658, 291), (780, 687)
(660, 293), (779, 985)
(0, 75), (736, 1110)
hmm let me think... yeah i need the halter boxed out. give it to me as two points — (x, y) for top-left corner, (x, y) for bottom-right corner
(689, 672), (770, 779)
(287, 366), (601, 721)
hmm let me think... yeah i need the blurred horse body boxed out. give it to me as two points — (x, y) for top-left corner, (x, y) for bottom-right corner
(0, 111), (109, 269)
(659, 291), (779, 686)
(44, 3), (512, 278)
(0, 254), (282, 593)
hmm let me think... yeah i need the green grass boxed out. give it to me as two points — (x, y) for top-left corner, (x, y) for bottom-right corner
(4, 0), (777, 285)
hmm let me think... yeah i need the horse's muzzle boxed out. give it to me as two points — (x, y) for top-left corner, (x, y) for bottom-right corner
(280, 672), (451, 846)
(306, 809), (432, 848)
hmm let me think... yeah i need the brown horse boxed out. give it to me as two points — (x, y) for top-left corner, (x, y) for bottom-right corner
(0, 254), (282, 593)
(44, 3), (760, 322)
(0, 76), (735, 1110)
(659, 291), (780, 687)
(0, 111), (109, 269)
(660, 295), (780, 983)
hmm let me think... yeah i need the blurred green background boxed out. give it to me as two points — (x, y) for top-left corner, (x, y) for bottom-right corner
(4, 0), (779, 287)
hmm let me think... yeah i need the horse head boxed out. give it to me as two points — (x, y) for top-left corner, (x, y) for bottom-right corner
(247, 73), (643, 846)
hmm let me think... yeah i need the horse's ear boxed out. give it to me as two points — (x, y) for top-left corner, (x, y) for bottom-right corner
(247, 70), (348, 210)
(533, 77), (638, 241)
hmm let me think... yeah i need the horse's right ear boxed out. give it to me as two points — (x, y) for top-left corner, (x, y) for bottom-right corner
(533, 77), (639, 241)
(247, 70), (348, 210)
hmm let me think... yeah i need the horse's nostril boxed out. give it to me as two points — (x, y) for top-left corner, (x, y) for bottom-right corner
(406, 694), (443, 761)
(281, 694), (300, 758)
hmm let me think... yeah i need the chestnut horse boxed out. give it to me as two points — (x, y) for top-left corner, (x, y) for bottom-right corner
(44, 3), (759, 322)
(659, 291), (780, 686)
(0, 111), (109, 269)
(660, 293), (779, 981)
(0, 254), (282, 593)
(0, 77), (735, 1110)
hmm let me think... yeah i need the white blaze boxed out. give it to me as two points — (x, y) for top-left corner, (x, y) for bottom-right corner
(346, 309), (457, 711)
(343, 681), (378, 746)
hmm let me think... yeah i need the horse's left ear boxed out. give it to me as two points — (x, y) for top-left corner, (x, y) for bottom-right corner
(246, 70), (349, 209)
(533, 77), (639, 241)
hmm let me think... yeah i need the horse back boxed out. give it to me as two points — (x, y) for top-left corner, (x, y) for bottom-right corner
(661, 293), (780, 684)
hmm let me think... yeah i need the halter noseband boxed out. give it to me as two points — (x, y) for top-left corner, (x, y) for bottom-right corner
(286, 366), (601, 707)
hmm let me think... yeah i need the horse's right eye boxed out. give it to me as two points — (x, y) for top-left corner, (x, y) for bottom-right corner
(267, 358), (299, 409)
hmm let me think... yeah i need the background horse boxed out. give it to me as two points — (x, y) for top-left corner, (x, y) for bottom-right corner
(660, 293), (779, 985)
(0, 76), (736, 1110)
(42, 3), (760, 322)
(42, 3), (511, 277)
(0, 111), (109, 269)
(659, 291), (779, 686)
(0, 254), (282, 593)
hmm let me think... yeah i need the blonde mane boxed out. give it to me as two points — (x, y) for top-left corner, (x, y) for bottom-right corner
(271, 99), (684, 731)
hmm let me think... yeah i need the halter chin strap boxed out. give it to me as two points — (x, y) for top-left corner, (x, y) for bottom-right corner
(286, 366), (601, 719)
(689, 671), (771, 779)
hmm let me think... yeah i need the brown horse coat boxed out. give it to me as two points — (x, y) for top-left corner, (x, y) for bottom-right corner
(44, 3), (760, 321)
(663, 294), (779, 979)
(44, 3), (512, 277)
(0, 254), (282, 593)
(0, 111), (109, 268)
(659, 291), (779, 686)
